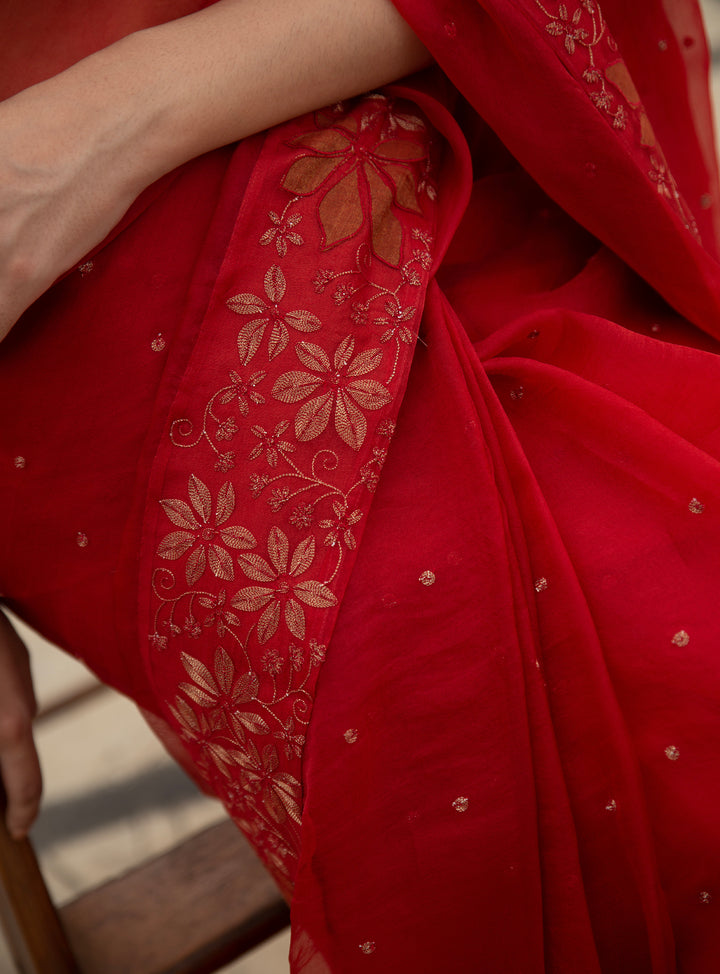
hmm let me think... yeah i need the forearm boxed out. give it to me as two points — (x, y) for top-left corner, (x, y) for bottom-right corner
(48, 0), (430, 189)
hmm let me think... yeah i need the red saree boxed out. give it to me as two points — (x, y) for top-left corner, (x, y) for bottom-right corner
(2, 1), (720, 971)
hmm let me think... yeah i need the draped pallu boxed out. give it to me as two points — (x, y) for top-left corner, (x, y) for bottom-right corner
(2, 1), (720, 972)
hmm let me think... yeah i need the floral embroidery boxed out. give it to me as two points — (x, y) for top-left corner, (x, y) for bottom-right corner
(260, 200), (304, 257)
(319, 501), (363, 549)
(534, 0), (698, 232)
(248, 421), (296, 467)
(233, 527), (337, 642)
(282, 102), (429, 266)
(227, 265), (322, 364)
(272, 336), (392, 450)
(157, 476), (256, 585)
(145, 94), (436, 890)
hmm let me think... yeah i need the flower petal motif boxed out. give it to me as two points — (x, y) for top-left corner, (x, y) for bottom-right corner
(268, 526), (289, 574)
(273, 338), (391, 449)
(160, 498), (200, 531)
(157, 477), (256, 584)
(157, 531), (195, 560)
(294, 393), (334, 442)
(232, 529), (337, 642)
(281, 106), (429, 266)
(227, 265), (321, 366)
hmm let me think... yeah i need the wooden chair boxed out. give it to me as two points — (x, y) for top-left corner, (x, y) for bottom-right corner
(0, 683), (290, 974)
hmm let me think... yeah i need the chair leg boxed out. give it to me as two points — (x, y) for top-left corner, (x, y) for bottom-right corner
(0, 785), (79, 974)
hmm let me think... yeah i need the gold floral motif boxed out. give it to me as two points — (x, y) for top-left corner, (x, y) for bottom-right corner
(147, 94), (437, 887)
(282, 100), (429, 266)
(227, 265), (322, 365)
(535, 0), (697, 231)
(259, 199), (304, 257)
(319, 500), (363, 549)
(233, 526), (337, 642)
(157, 476), (256, 585)
(272, 336), (392, 450)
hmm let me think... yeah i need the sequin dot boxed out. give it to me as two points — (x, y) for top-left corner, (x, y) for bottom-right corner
(658, 39), (669, 51)
(700, 193), (713, 210)
(419, 570), (435, 586)
(650, 323), (661, 333)
(359, 942), (376, 955)
(13, 456), (26, 469)
(605, 799), (617, 812)
(534, 577), (548, 593)
(78, 260), (94, 276)
(151, 334), (167, 352)
(527, 329), (540, 339)
(699, 890), (713, 905)
(672, 630), (690, 648)
(665, 745), (680, 761)
(443, 20), (457, 38)
(76, 532), (89, 548)
(510, 386), (525, 401)
(688, 497), (705, 514)
(452, 796), (469, 813)
(344, 728), (358, 744)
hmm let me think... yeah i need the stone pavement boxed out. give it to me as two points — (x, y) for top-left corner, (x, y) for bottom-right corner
(3, 3), (720, 971)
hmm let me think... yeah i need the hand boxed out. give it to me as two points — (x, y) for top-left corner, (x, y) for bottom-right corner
(0, 612), (42, 839)
(0, 64), (154, 343)
(0, 0), (429, 344)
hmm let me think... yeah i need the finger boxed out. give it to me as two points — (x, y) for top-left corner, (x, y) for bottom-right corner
(0, 720), (43, 839)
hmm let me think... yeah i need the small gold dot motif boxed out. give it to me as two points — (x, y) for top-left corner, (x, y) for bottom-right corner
(151, 334), (167, 352)
(452, 796), (469, 813)
(13, 456), (26, 469)
(650, 323), (661, 333)
(78, 260), (94, 276)
(443, 20), (457, 38)
(534, 577), (548, 593)
(418, 570), (435, 586)
(510, 386), (525, 401)
(701, 193), (713, 210)
(76, 532), (89, 548)
(688, 498), (705, 514)
(344, 728), (358, 744)
(359, 942), (376, 955)
(658, 39), (669, 51)
(665, 745), (680, 761)
(672, 630), (690, 647)
(699, 891), (713, 905)
(527, 329), (540, 339)
(605, 799), (617, 812)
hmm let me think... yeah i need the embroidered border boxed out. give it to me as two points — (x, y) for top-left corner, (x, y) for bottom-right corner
(141, 95), (437, 890)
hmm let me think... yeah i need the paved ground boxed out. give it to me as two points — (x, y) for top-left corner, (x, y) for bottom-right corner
(3, 4), (720, 972)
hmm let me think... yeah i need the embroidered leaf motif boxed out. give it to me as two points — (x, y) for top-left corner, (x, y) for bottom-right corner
(157, 531), (195, 560)
(335, 394), (367, 450)
(284, 600), (306, 639)
(235, 712), (271, 735)
(232, 585), (275, 611)
(160, 499), (199, 531)
(295, 342), (330, 373)
(274, 337), (389, 449)
(290, 536), (315, 576)
(293, 580), (337, 608)
(294, 394), (333, 441)
(265, 265), (286, 303)
(258, 601), (282, 643)
(186, 547), (207, 585)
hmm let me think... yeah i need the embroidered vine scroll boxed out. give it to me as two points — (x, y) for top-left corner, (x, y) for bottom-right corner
(138, 95), (438, 892)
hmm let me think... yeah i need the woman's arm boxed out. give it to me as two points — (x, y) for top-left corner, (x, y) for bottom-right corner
(0, 0), (429, 341)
